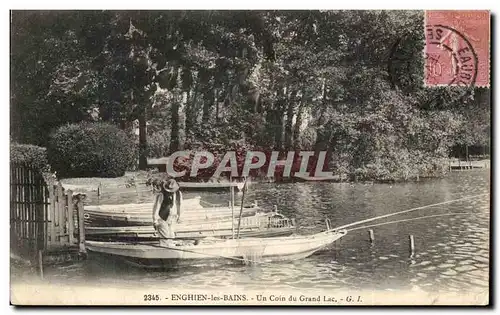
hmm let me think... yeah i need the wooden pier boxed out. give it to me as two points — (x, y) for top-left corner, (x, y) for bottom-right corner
(10, 164), (86, 271)
(448, 159), (490, 171)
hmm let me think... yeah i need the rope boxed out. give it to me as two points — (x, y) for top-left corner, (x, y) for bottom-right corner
(332, 193), (488, 231)
(346, 213), (471, 232)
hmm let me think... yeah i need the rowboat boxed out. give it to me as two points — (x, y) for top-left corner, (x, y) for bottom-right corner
(84, 194), (261, 227)
(85, 212), (297, 241)
(84, 205), (260, 227)
(85, 179), (342, 269)
(85, 227), (347, 268)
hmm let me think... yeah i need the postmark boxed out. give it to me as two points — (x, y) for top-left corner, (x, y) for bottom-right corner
(424, 10), (490, 87)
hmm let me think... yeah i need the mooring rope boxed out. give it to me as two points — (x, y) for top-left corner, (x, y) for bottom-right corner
(346, 212), (471, 232)
(332, 193), (488, 231)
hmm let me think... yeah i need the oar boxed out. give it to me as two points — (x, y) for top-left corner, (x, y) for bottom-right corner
(332, 193), (488, 231)
(236, 177), (249, 239)
(346, 212), (471, 232)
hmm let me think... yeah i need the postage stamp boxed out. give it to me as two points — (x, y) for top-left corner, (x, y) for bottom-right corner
(9, 10), (490, 307)
(424, 10), (490, 87)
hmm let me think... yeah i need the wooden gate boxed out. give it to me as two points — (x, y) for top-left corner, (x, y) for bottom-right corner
(10, 164), (85, 261)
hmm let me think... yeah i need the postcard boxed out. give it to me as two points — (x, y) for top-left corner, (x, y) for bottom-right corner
(10, 9), (490, 306)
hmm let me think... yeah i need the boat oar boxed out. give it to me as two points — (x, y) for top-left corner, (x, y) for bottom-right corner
(346, 212), (471, 232)
(332, 193), (488, 231)
(236, 177), (249, 239)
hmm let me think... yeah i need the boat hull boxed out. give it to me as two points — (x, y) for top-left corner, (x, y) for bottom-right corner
(85, 230), (347, 267)
(84, 206), (260, 227)
(86, 226), (296, 241)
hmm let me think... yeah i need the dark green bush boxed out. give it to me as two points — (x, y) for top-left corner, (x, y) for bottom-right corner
(10, 143), (50, 171)
(47, 122), (137, 178)
(147, 130), (170, 158)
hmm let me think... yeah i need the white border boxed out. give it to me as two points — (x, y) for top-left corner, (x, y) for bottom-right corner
(2, 2), (498, 314)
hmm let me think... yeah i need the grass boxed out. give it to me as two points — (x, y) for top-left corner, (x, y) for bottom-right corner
(59, 171), (153, 206)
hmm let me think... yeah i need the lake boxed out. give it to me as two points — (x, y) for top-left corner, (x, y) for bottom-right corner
(11, 170), (490, 294)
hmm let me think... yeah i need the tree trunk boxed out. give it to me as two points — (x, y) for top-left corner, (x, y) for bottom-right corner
(293, 94), (307, 148)
(273, 86), (286, 150)
(169, 97), (180, 154)
(214, 88), (219, 124)
(202, 89), (213, 124)
(284, 90), (298, 149)
(138, 107), (148, 170)
(185, 86), (197, 136)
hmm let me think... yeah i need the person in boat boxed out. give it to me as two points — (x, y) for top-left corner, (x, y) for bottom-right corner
(152, 178), (182, 247)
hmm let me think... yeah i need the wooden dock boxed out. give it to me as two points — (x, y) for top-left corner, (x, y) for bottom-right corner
(448, 159), (490, 171)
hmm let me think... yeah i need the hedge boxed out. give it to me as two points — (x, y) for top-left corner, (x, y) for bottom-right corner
(47, 122), (137, 178)
(10, 143), (50, 171)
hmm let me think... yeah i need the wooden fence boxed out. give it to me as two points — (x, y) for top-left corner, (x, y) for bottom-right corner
(10, 164), (85, 262)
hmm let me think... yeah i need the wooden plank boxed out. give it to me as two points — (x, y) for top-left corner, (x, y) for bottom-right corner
(48, 184), (56, 246)
(57, 182), (65, 245)
(77, 197), (86, 254)
(43, 184), (49, 250)
(20, 167), (25, 250)
(15, 167), (19, 243)
(11, 166), (16, 242)
(27, 168), (33, 255)
(35, 173), (42, 250)
(67, 190), (75, 245)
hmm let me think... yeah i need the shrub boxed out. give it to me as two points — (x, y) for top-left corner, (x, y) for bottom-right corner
(10, 143), (50, 171)
(147, 130), (170, 158)
(47, 122), (137, 178)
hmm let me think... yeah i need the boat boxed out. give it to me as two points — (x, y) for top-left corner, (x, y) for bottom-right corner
(85, 212), (297, 241)
(84, 179), (341, 269)
(84, 204), (260, 227)
(85, 226), (347, 268)
(84, 194), (261, 227)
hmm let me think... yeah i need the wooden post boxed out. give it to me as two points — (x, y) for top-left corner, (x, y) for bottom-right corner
(230, 185), (235, 239)
(57, 182), (65, 245)
(76, 194), (87, 254)
(409, 235), (415, 257)
(368, 229), (374, 244)
(236, 179), (248, 239)
(48, 184), (56, 246)
(67, 190), (75, 245)
(38, 250), (44, 280)
(97, 183), (101, 204)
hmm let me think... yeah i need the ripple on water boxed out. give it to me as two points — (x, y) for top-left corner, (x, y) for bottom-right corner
(455, 265), (477, 272)
(459, 259), (476, 265)
(441, 269), (458, 276)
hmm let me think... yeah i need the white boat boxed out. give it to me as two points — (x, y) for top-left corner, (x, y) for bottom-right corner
(84, 194), (261, 227)
(85, 212), (297, 240)
(85, 228), (347, 267)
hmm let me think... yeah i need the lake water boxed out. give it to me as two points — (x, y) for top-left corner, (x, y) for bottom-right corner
(11, 170), (490, 293)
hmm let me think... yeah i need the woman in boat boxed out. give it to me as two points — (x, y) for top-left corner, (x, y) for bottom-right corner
(152, 178), (182, 247)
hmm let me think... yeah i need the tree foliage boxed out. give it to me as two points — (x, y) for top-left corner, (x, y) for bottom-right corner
(11, 10), (490, 181)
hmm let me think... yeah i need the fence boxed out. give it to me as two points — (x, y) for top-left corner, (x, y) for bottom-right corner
(10, 164), (86, 263)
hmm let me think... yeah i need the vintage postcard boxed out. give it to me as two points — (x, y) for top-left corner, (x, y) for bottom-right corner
(9, 9), (491, 306)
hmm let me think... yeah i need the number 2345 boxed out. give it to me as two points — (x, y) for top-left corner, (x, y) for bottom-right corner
(144, 294), (160, 301)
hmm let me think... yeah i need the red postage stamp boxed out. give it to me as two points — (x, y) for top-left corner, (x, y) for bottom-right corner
(424, 10), (490, 87)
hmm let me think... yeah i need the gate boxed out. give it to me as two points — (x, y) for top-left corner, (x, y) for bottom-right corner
(10, 163), (85, 262)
